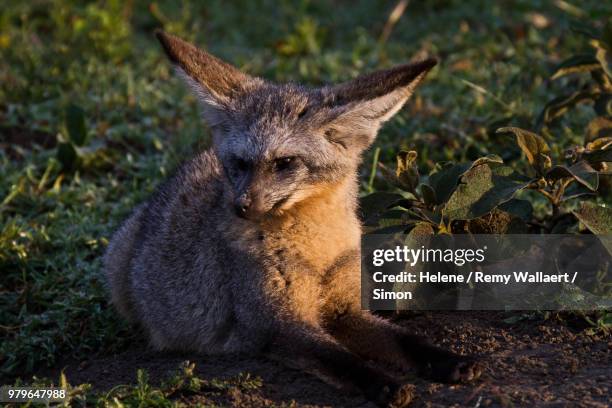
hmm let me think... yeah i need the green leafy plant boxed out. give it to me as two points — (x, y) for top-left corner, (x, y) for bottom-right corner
(363, 126), (610, 235)
(363, 19), (612, 237)
(364, 149), (533, 235)
(10, 362), (264, 407)
(537, 20), (612, 132)
(583, 310), (612, 335)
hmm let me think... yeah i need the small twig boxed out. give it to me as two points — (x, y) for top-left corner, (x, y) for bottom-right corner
(440, 123), (468, 139)
(379, 0), (409, 45)
(463, 382), (486, 406)
(460, 79), (515, 112)
(550, 178), (574, 218)
(536, 188), (556, 203)
(554, 0), (586, 17)
(0, 324), (24, 331)
(555, 178), (574, 201)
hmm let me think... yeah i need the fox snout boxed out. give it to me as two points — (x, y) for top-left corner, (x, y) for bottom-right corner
(230, 164), (293, 220)
(234, 193), (256, 219)
(233, 190), (269, 220)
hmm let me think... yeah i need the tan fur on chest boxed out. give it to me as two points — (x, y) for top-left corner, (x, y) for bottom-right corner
(263, 177), (361, 273)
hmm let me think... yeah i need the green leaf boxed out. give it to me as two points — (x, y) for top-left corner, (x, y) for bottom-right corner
(359, 192), (404, 223)
(594, 94), (612, 117)
(497, 127), (551, 175)
(546, 161), (599, 191)
(414, 208), (442, 225)
(375, 209), (414, 229)
(562, 183), (596, 202)
(498, 198), (533, 221)
(570, 21), (601, 40)
(428, 162), (471, 205)
(470, 154), (504, 168)
(377, 216), (409, 228)
(573, 202), (612, 234)
(64, 104), (88, 146)
(406, 221), (434, 240)
(586, 136), (612, 151)
(586, 117), (612, 143)
(427, 155), (504, 206)
(594, 40), (612, 79)
(551, 54), (601, 80)
(420, 184), (436, 207)
(600, 312), (612, 328)
(443, 164), (531, 221)
(536, 90), (601, 129)
(583, 146), (612, 164)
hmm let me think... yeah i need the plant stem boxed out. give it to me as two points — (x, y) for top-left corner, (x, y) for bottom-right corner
(367, 147), (381, 193)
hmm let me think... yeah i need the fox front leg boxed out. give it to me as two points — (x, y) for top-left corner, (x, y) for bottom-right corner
(321, 250), (482, 384)
(326, 310), (483, 383)
(398, 329), (483, 383)
(268, 324), (416, 407)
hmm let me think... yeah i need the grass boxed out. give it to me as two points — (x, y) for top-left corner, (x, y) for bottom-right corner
(1, 0), (611, 404)
(8, 361), (265, 407)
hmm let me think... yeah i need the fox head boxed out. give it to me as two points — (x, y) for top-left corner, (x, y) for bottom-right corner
(156, 31), (436, 221)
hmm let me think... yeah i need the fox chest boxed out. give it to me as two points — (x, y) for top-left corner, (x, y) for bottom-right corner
(256, 214), (361, 286)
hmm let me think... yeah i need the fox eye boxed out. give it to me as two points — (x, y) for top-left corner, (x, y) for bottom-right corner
(274, 156), (295, 172)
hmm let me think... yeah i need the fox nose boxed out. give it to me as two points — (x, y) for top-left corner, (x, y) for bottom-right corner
(234, 194), (251, 218)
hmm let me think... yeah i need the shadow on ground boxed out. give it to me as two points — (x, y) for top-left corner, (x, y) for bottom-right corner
(43, 312), (610, 407)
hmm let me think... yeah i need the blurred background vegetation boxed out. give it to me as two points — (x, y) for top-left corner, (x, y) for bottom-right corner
(1, 0), (611, 385)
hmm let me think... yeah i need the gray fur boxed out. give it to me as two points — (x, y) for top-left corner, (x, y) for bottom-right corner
(104, 31), (477, 406)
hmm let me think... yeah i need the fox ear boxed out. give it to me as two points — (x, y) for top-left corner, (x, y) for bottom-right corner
(155, 30), (263, 126)
(321, 59), (437, 151)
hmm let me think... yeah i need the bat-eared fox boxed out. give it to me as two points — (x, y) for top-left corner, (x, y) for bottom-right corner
(105, 31), (482, 407)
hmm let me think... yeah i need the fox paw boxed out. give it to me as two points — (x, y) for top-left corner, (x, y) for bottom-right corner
(387, 383), (416, 407)
(375, 383), (415, 407)
(422, 354), (483, 383)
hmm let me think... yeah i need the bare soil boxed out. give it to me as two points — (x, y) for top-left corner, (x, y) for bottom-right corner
(42, 312), (611, 407)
